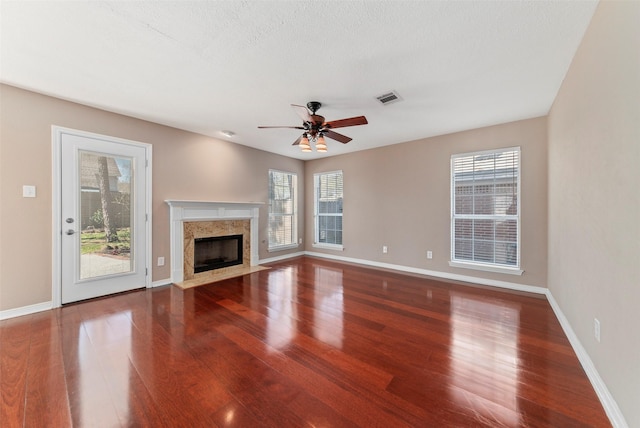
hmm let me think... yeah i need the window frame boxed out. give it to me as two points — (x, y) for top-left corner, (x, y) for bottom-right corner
(449, 147), (523, 275)
(313, 170), (344, 251)
(267, 169), (298, 252)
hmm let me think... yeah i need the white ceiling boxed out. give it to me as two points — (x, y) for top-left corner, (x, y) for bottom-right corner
(0, 1), (598, 160)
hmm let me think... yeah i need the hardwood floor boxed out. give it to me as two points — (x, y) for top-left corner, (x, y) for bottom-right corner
(1, 256), (611, 427)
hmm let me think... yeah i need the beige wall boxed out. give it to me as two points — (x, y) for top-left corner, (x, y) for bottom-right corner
(0, 84), (549, 312)
(305, 116), (548, 288)
(0, 84), (304, 311)
(548, 1), (640, 426)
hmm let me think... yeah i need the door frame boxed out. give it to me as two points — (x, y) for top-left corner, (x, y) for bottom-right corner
(52, 126), (153, 308)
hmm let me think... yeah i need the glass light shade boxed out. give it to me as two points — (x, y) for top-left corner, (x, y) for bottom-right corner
(299, 135), (311, 151)
(315, 134), (327, 150)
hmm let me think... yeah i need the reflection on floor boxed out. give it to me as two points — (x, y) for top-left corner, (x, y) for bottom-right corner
(0, 256), (611, 427)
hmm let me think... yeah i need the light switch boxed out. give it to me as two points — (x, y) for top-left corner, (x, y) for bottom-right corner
(22, 185), (36, 198)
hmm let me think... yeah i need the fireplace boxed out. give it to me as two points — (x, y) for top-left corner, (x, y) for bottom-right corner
(182, 219), (249, 281)
(194, 234), (243, 273)
(165, 200), (263, 284)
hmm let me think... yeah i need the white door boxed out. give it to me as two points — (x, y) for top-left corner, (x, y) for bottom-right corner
(59, 130), (149, 304)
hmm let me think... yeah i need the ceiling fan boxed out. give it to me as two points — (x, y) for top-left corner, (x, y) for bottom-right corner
(258, 101), (368, 152)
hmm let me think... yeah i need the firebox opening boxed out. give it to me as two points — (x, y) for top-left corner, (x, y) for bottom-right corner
(194, 234), (243, 273)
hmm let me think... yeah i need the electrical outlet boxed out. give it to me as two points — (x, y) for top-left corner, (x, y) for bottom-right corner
(299, 238), (303, 244)
(157, 257), (165, 267)
(382, 245), (388, 254)
(427, 251), (433, 259)
(594, 318), (601, 342)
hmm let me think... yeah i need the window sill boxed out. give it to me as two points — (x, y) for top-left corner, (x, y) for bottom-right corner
(449, 261), (523, 276)
(312, 243), (344, 251)
(267, 244), (299, 253)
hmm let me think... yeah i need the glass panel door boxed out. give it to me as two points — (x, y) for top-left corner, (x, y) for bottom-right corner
(79, 151), (134, 280)
(60, 129), (148, 304)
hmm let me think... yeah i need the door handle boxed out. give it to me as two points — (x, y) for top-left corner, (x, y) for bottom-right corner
(65, 229), (76, 235)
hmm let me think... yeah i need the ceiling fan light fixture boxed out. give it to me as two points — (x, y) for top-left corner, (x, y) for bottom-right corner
(258, 101), (367, 153)
(299, 134), (311, 151)
(315, 134), (327, 150)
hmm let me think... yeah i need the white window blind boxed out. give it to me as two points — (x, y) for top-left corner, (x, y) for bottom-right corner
(451, 148), (520, 270)
(314, 171), (343, 248)
(268, 170), (297, 250)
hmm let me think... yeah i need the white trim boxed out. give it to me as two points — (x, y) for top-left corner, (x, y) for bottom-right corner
(268, 243), (300, 253)
(259, 251), (306, 265)
(145, 146), (153, 290)
(545, 291), (628, 428)
(51, 126), (153, 308)
(451, 145), (522, 159)
(313, 170), (344, 248)
(268, 169), (299, 251)
(0, 301), (53, 321)
(151, 278), (173, 288)
(450, 146), (522, 270)
(312, 243), (344, 251)
(449, 260), (524, 276)
(304, 251), (545, 295)
(51, 130), (62, 308)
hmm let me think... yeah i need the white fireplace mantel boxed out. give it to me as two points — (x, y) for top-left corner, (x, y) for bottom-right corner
(165, 200), (263, 283)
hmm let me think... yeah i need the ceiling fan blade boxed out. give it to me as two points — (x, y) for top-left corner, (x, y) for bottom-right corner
(323, 130), (352, 144)
(258, 126), (305, 129)
(291, 104), (313, 123)
(292, 134), (304, 146)
(324, 116), (368, 129)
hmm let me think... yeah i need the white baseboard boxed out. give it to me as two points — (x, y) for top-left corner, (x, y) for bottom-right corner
(545, 292), (628, 428)
(259, 251), (306, 265)
(303, 251), (547, 295)
(151, 278), (173, 288)
(0, 301), (53, 321)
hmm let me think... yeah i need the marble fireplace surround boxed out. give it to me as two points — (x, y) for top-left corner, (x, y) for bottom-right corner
(165, 200), (263, 284)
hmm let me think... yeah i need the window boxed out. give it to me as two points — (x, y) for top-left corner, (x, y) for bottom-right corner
(268, 170), (297, 251)
(314, 171), (343, 250)
(450, 147), (522, 274)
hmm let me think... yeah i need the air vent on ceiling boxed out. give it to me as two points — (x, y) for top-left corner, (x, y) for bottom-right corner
(375, 90), (402, 106)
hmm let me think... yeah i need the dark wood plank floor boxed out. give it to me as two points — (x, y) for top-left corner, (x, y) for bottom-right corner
(1, 256), (611, 427)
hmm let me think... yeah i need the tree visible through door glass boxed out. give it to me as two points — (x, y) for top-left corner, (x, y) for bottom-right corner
(79, 151), (133, 280)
